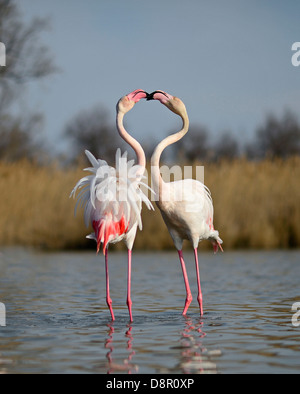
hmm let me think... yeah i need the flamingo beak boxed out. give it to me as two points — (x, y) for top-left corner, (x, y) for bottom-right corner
(132, 90), (148, 99)
(146, 91), (155, 101)
(127, 89), (149, 102)
(146, 90), (171, 101)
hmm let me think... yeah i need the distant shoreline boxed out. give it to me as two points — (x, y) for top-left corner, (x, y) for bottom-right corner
(0, 157), (299, 251)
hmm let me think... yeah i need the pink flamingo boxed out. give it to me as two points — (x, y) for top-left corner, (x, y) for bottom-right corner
(71, 89), (153, 322)
(148, 90), (223, 316)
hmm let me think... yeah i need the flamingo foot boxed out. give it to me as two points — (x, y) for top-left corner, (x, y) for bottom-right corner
(127, 298), (133, 322)
(197, 295), (203, 317)
(182, 293), (193, 316)
(107, 297), (115, 321)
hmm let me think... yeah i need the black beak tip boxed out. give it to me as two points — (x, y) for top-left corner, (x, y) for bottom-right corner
(146, 92), (155, 101)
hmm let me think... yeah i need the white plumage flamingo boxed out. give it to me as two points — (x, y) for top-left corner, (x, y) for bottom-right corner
(148, 90), (223, 316)
(71, 89), (153, 322)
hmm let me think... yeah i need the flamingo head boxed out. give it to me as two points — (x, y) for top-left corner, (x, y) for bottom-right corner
(147, 90), (187, 116)
(117, 89), (148, 114)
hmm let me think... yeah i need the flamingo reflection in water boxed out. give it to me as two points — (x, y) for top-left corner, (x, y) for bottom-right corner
(104, 317), (221, 374)
(105, 323), (138, 374)
(178, 318), (220, 374)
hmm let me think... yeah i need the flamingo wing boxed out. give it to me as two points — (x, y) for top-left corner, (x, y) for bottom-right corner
(70, 149), (154, 253)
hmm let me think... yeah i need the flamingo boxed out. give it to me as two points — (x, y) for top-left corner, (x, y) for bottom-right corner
(70, 89), (153, 322)
(148, 90), (223, 316)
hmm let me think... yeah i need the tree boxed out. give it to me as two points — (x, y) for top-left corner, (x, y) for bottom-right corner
(0, 113), (44, 161)
(246, 111), (300, 159)
(64, 105), (125, 165)
(213, 132), (239, 161)
(0, 0), (57, 160)
(173, 124), (212, 163)
(0, 0), (57, 109)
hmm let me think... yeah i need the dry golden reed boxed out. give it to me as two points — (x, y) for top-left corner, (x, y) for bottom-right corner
(0, 157), (299, 250)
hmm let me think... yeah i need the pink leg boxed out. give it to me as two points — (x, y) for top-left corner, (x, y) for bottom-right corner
(194, 248), (203, 316)
(178, 250), (193, 315)
(105, 248), (115, 321)
(127, 249), (133, 322)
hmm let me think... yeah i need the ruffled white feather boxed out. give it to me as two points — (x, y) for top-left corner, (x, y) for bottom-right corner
(70, 149), (154, 242)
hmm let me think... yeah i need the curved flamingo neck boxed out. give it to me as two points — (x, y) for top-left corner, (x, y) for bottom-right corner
(151, 110), (189, 197)
(116, 111), (146, 170)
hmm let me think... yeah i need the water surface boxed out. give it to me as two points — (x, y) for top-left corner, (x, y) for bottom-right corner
(0, 248), (299, 374)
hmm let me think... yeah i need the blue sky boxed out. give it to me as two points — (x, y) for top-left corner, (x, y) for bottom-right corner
(16, 0), (300, 155)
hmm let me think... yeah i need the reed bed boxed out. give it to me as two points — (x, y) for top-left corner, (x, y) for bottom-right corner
(0, 157), (299, 251)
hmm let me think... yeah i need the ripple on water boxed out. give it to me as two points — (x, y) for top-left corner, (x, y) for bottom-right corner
(0, 249), (300, 373)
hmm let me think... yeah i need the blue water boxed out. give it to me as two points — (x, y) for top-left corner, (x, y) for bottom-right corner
(0, 248), (299, 373)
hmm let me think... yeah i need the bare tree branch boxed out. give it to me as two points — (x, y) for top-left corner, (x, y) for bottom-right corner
(64, 105), (125, 165)
(0, 0), (57, 111)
